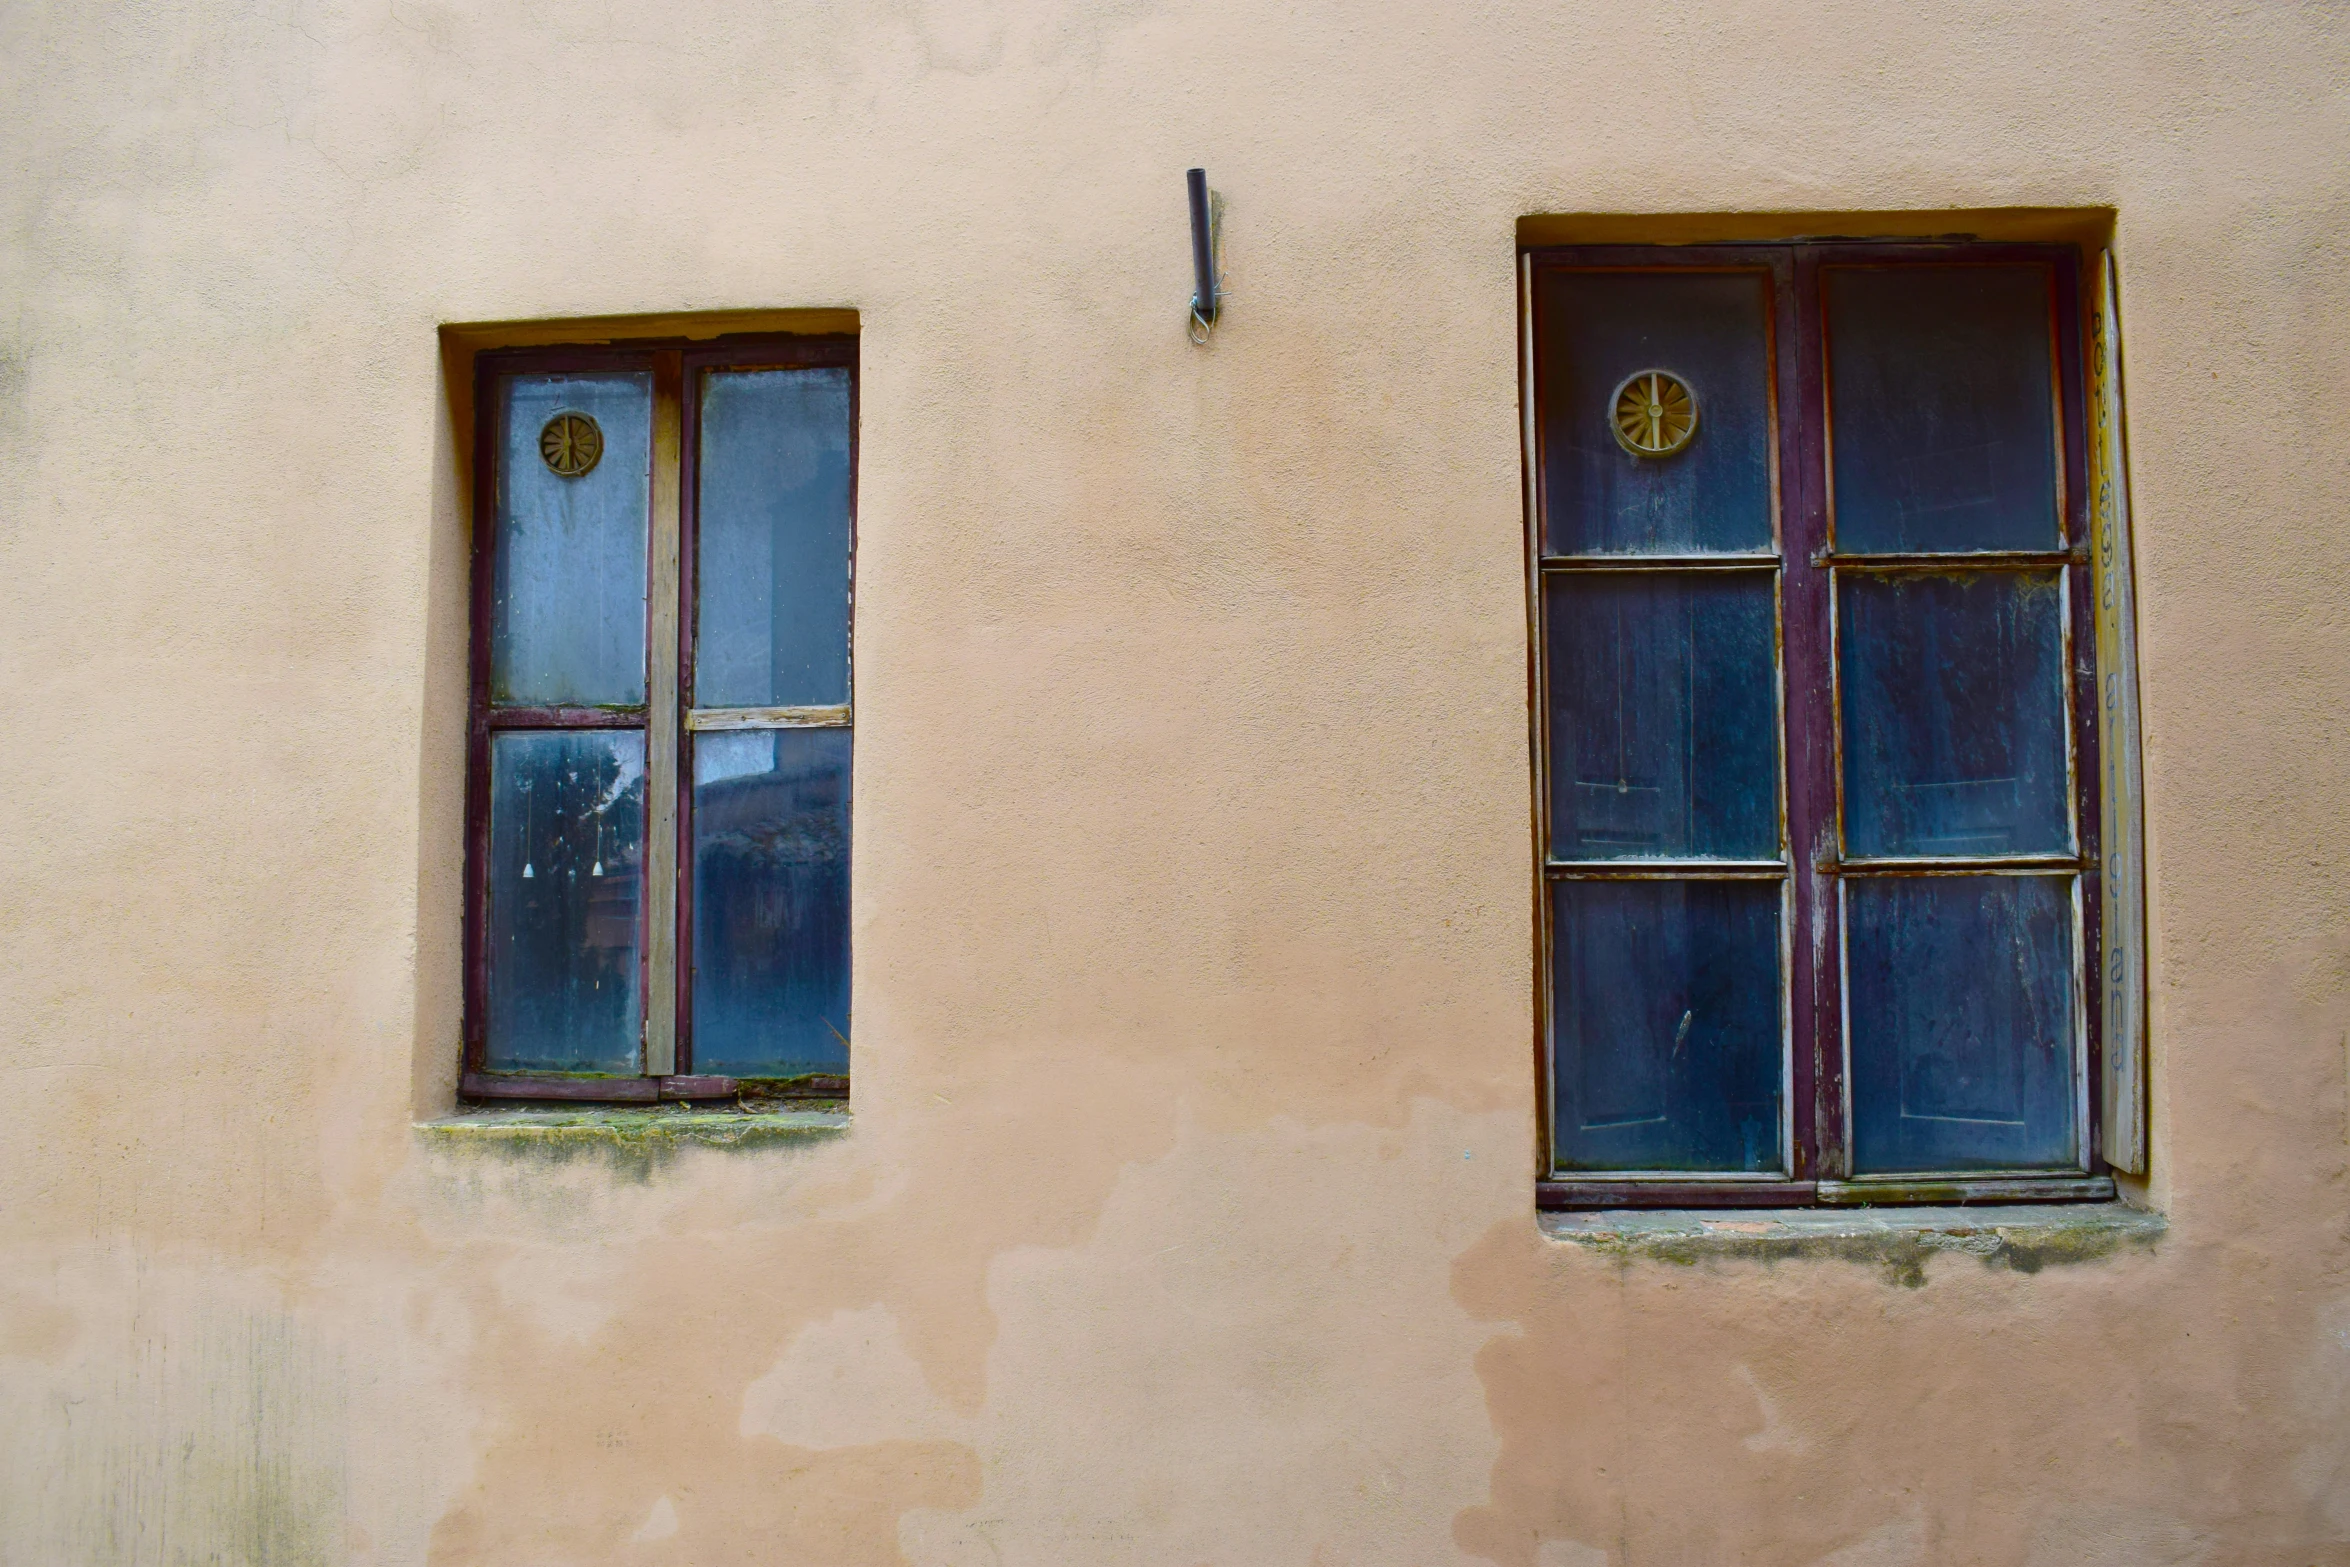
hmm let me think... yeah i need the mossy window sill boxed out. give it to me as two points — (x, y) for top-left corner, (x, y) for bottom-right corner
(1542, 1202), (2164, 1284)
(416, 1104), (851, 1154)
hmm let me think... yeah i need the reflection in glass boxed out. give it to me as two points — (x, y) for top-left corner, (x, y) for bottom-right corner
(485, 730), (646, 1073)
(695, 368), (854, 708)
(1551, 880), (1782, 1172)
(1826, 265), (2060, 554)
(492, 373), (652, 706)
(1840, 572), (2071, 859)
(1535, 270), (1775, 555)
(691, 728), (851, 1078)
(1847, 875), (2077, 1172)
(1548, 574), (1780, 860)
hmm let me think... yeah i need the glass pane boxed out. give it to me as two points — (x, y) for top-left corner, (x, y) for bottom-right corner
(1840, 571), (2071, 859)
(1847, 875), (2078, 1172)
(1826, 265), (2060, 554)
(1535, 270), (1774, 555)
(1547, 574), (1780, 860)
(491, 373), (652, 707)
(692, 728), (851, 1078)
(484, 730), (645, 1074)
(1550, 880), (1782, 1172)
(695, 367), (854, 708)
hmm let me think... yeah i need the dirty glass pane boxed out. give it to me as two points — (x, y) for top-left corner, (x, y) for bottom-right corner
(484, 730), (646, 1074)
(491, 373), (651, 707)
(695, 368), (853, 708)
(1535, 269), (1774, 555)
(1826, 265), (2060, 554)
(1550, 880), (1782, 1172)
(691, 728), (851, 1077)
(1547, 573), (1779, 860)
(1840, 571), (2070, 859)
(1847, 874), (2077, 1172)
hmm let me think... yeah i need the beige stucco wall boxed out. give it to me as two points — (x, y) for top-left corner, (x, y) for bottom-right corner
(5, 1), (2350, 1562)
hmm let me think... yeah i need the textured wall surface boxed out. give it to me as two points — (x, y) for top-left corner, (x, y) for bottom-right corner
(3, 1), (2348, 1562)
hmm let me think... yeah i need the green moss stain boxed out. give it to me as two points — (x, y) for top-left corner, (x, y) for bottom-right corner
(1542, 1204), (2166, 1288)
(415, 1105), (851, 1181)
(51, 1307), (344, 1566)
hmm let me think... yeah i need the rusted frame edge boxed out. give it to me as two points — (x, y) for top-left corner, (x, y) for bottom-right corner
(459, 1071), (850, 1103)
(1538, 1175), (2116, 1211)
(1539, 1180), (1819, 1210)
(1815, 1175), (2115, 1206)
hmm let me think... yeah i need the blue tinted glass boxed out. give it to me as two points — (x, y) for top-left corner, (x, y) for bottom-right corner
(485, 730), (645, 1073)
(1847, 875), (2077, 1172)
(1840, 571), (2071, 859)
(492, 373), (651, 706)
(1826, 265), (2060, 554)
(691, 728), (851, 1078)
(695, 368), (853, 708)
(1548, 574), (1779, 860)
(1550, 880), (1782, 1172)
(1536, 270), (1774, 555)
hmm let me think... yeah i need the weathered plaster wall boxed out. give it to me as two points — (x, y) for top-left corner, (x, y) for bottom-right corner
(3, 1), (2348, 1562)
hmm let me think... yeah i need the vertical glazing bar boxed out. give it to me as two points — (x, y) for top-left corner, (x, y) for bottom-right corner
(643, 351), (684, 1076)
(2090, 250), (2148, 1173)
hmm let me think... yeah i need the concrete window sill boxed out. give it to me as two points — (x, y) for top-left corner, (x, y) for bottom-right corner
(415, 1104), (851, 1156)
(1542, 1203), (2165, 1284)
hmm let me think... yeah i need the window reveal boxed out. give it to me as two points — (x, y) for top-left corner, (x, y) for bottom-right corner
(465, 336), (856, 1102)
(1526, 244), (2135, 1208)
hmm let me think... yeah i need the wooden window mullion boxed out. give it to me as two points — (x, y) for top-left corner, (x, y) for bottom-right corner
(1780, 244), (1843, 1185)
(643, 352), (684, 1078)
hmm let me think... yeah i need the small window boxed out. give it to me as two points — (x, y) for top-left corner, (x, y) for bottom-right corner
(464, 336), (856, 1103)
(1525, 242), (2145, 1207)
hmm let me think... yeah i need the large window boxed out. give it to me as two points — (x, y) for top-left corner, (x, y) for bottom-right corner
(1526, 243), (2143, 1207)
(464, 336), (856, 1102)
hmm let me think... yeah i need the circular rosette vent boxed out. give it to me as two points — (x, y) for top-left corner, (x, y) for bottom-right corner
(1610, 370), (1698, 458)
(539, 411), (604, 478)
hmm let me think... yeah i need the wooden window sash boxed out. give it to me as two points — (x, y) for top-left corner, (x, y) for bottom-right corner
(464, 334), (858, 1104)
(1527, 241), (2137, 1209)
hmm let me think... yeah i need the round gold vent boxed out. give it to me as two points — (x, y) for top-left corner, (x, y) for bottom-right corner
(1611, 371), (1697, 458)
(539, 411), (604, 478)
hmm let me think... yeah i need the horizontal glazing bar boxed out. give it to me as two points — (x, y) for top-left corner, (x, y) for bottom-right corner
(1542, 553), (1780, 572)
(1822, 551), (2082, 571)
(483, 707), (647, 730)
(687, 705), (853, 731)
(1831, 856), (2085, 875)
(1547, 859), (1787, 879)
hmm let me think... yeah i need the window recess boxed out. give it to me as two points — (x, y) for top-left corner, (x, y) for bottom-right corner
(464, 335), (856, 1103)
(1524, 242), (2146, 1209)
